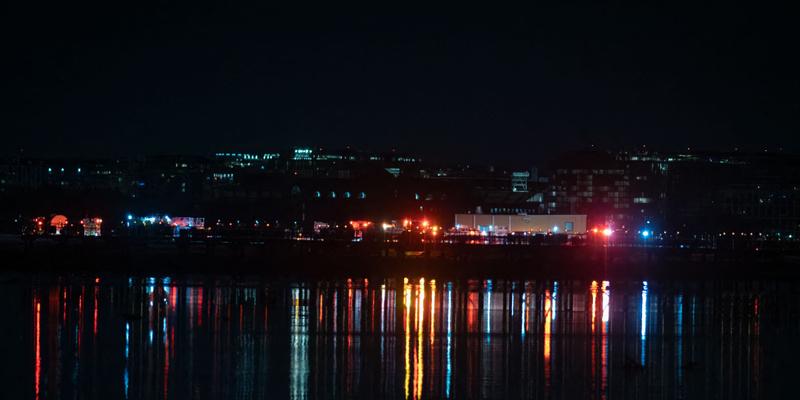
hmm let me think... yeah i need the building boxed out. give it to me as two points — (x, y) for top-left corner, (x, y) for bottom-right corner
(455, 213), (587, 235)
(511, 171), (530, 192)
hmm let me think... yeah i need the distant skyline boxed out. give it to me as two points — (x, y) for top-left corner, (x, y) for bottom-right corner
(4, 5), (798, 163)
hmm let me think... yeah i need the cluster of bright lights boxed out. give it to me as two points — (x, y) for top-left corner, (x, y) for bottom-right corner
(349, 220), (372, 230)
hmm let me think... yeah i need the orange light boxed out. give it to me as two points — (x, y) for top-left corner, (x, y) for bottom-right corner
(403, 219), (411, 227)
(592, 227), (599, 234)
(421, 220), (429, 228)
(602, 228), (613, 237)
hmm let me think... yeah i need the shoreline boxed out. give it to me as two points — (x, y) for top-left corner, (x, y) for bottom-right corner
(2, 236), (799, 280)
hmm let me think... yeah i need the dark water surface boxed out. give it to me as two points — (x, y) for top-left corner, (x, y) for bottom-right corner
(2, 274), (799, 399)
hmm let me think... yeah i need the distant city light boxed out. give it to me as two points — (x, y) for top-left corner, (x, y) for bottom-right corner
(127, 214), (133, 220)
(602, 228), (613, 237)
(552, 225), (559, 233)
(641, 230), (650, 238)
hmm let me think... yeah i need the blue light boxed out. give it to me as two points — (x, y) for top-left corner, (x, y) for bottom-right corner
(641, 230), (650, 238)
(126, 214), (133, 221)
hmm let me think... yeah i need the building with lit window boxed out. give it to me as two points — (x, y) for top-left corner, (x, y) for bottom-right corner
(455, 213), (586, 235)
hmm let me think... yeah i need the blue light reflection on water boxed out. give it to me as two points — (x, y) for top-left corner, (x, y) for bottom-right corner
(641, 281), (648, 366)
(124, 322), (129, 399)
(17, 277), (791, 400)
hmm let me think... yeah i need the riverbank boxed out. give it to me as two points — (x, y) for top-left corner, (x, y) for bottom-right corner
(2, 234), (799, 280)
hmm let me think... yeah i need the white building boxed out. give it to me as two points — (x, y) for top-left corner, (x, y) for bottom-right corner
(454, 214), (586, 235)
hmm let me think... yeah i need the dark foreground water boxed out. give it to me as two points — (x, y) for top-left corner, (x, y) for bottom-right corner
(1, 274), (799, 399)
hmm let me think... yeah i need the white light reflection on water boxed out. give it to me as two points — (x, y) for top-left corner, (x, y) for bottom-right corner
(641, 281), (648, 367)
(552, 281), (558, 321)
(486, 280), (492, 335)
(520, 292), (526, 337)
(601, 281), (610, 323)
(380, 283), (386, 363)
(290, 287), (309, 400)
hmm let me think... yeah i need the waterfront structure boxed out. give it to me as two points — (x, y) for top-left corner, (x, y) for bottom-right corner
(80, 217), (102, 237)
(455, 213), (587, 235)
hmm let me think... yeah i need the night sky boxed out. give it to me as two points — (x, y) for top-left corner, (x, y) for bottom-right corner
(3, 5), (798, 163)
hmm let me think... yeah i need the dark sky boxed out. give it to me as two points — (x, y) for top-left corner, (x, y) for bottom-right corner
(3, 4), (798, 163)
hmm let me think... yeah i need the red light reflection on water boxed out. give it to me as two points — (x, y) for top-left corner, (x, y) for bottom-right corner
(93, 286), (99, 336)
(34, 299), (41, 400)
(544, 289), (552, 394)
(601, 281), (610, 400)
(591, 281), (598, 393)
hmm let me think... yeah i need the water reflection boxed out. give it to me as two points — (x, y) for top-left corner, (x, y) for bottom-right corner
(10, 276), (799, 399)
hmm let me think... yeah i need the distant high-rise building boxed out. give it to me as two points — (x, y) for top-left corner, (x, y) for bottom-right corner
(511, 171), (529, 192)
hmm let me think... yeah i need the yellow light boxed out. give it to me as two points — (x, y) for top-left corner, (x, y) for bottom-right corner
(421, 220), (429, 228)
(602, 228), (613, 237)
